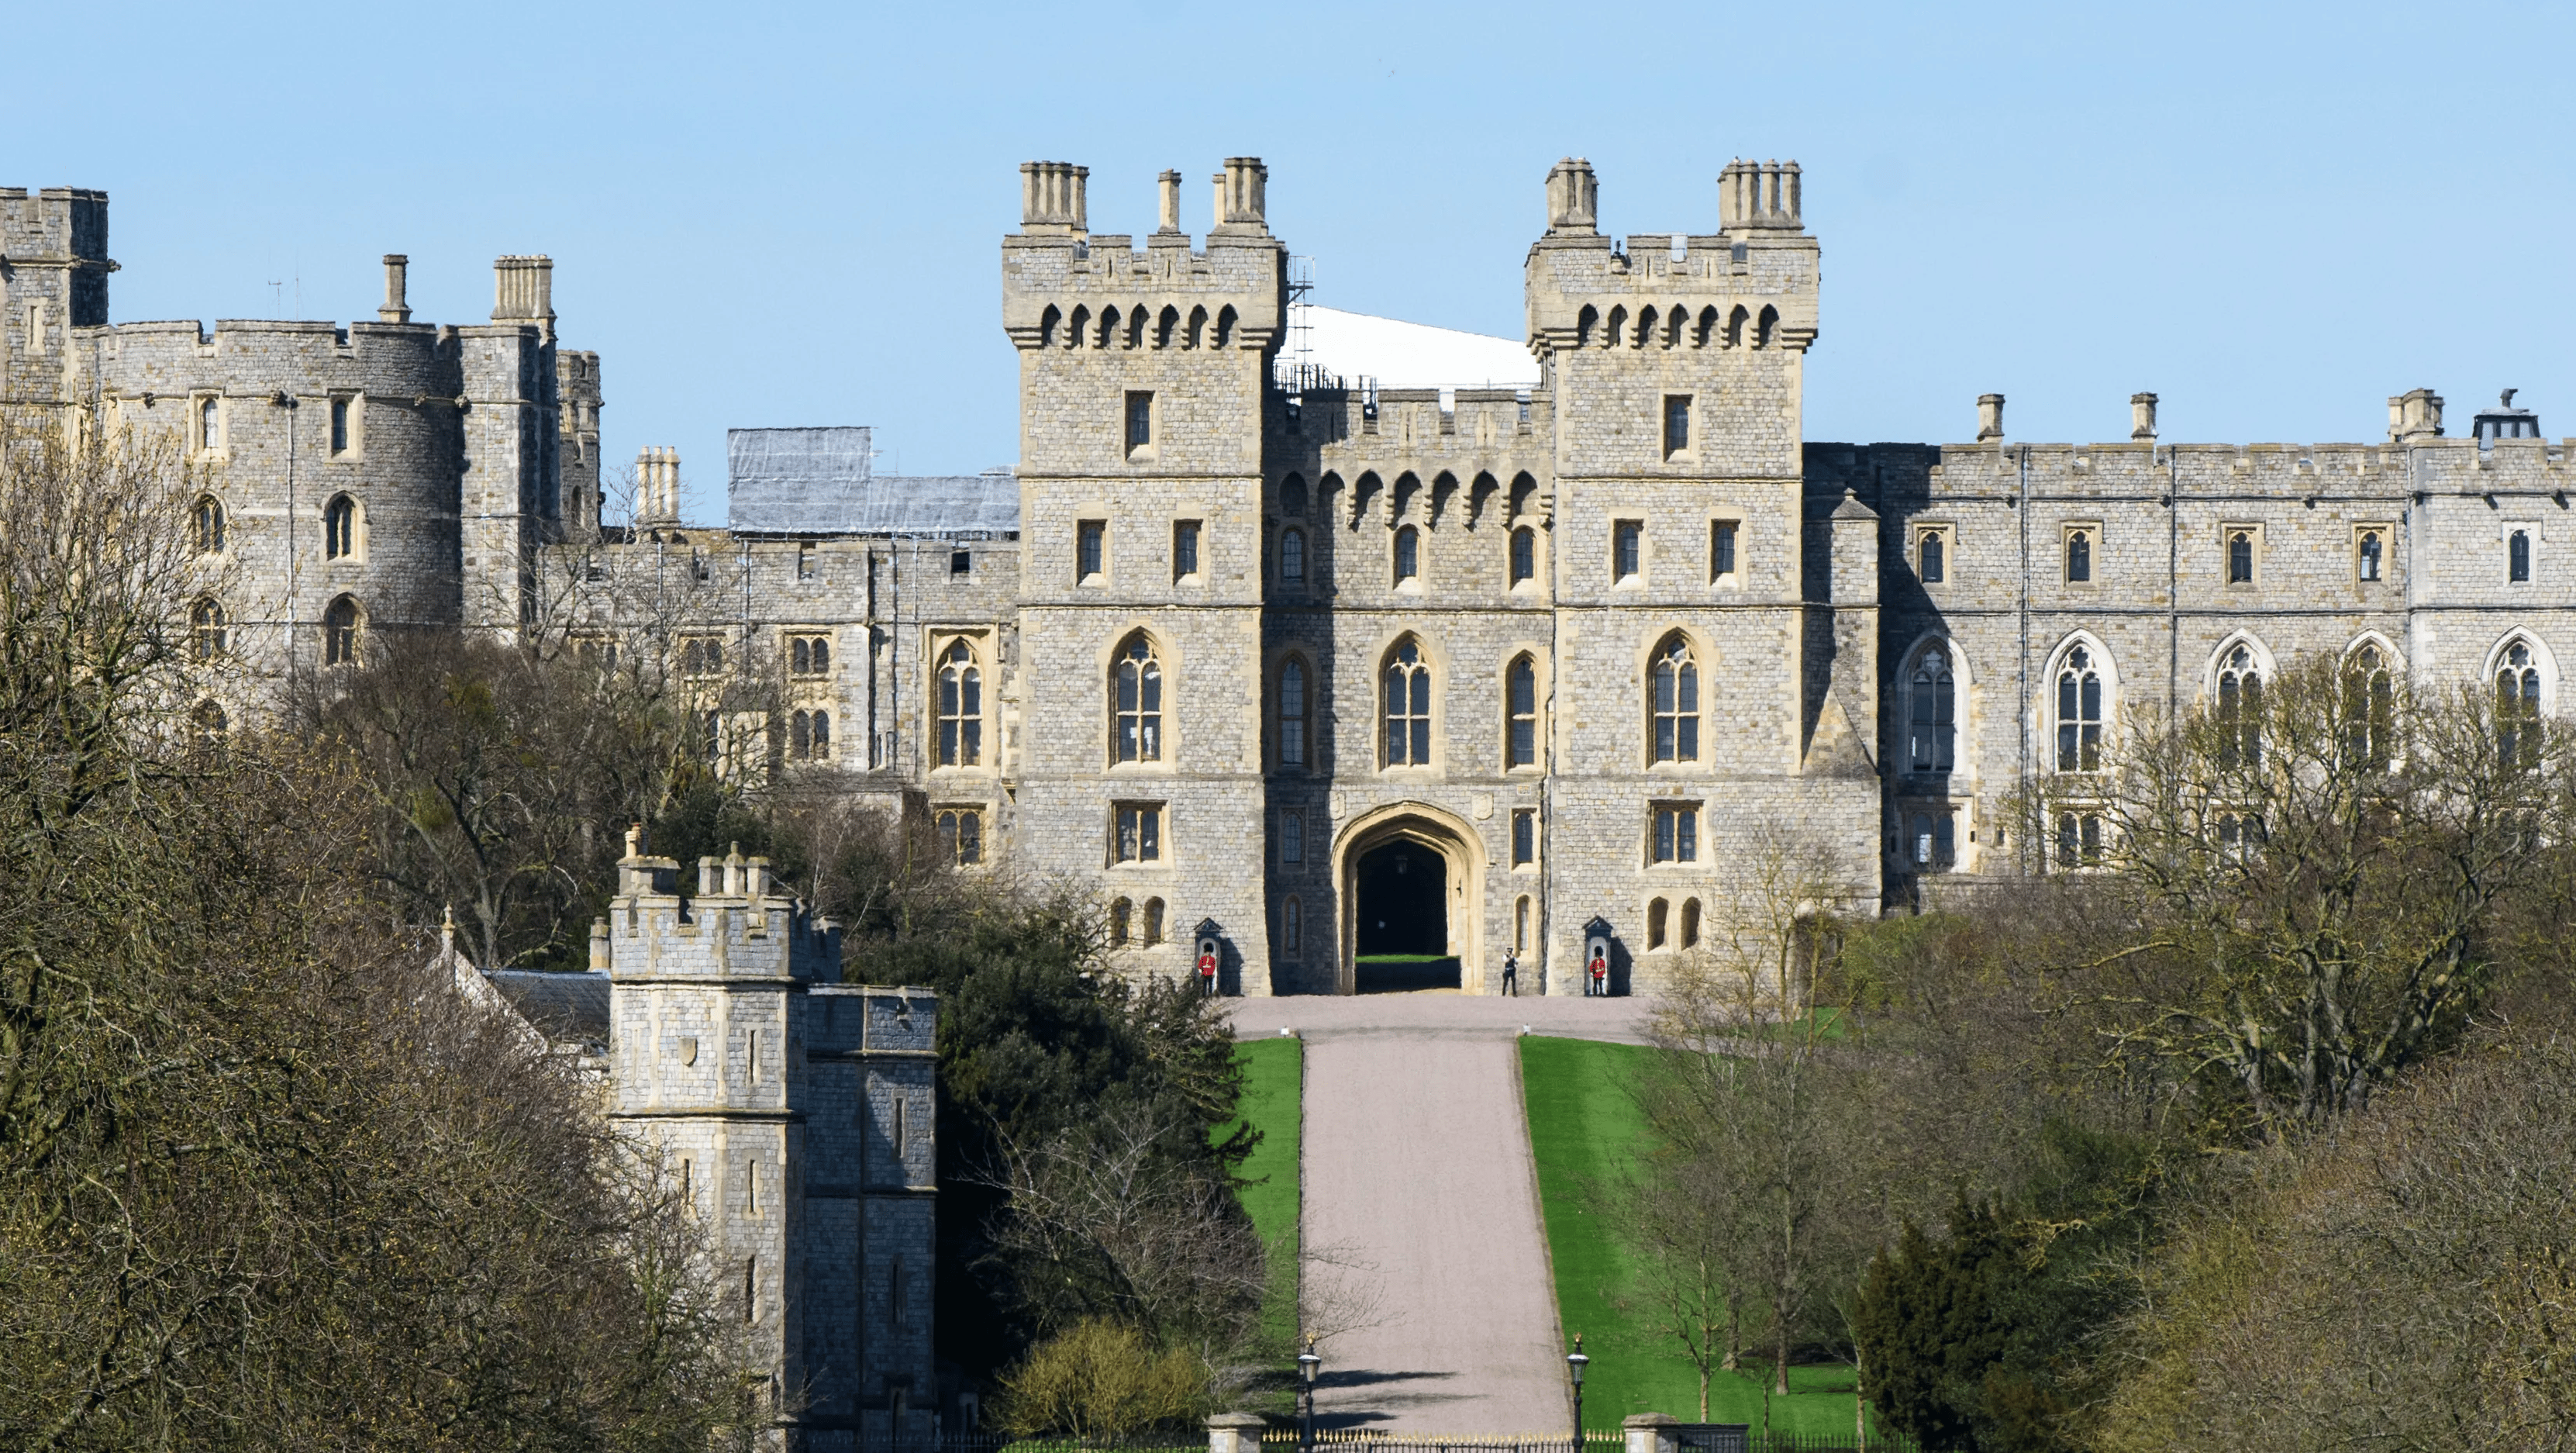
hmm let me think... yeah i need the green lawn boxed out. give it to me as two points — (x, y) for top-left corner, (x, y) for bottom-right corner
(1225, 1035), (1304, 1351)
(1518, 1035), (1878, 1436)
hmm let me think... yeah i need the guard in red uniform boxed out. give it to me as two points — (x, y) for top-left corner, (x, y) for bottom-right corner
(1198, 950), (1218, 997)
(1588, 951), (1608, 997)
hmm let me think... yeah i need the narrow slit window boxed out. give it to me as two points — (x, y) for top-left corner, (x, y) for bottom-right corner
(1278, 658), (1309, 767)
(2510, 529), (2532, 583)
(1711, 519), (1739, 580)
(1125, 392), (1153, 452)
(1394, 526), (1419, 584)
(1174, 519), (1201, 580)
(1613, 521), (1642, 582)
(1663, 395), (1691, 456)
(1510, 526), (1536, 585)
(1506, 655), (1538, 768)
(1512, 808), (1536, 867)
(1077, 520), (1105, 583)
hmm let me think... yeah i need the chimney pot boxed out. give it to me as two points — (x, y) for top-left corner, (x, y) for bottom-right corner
(1157, 169), (1181, 233)
(2130, 392), (2159, 442)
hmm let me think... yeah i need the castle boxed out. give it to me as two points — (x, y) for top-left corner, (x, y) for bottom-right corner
(9, 160), (2572, 1003)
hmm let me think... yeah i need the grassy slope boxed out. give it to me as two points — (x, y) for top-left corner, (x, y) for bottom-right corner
(1518, 1035), (1873, 1436)
(1225, 1036), (1305, 1350)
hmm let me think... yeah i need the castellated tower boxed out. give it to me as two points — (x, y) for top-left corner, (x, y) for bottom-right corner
(0, 188), (109, 401)
(557, 347), (605, 537)
(460, 256), (564, 630)
(1002, 158), (1284, 993)
(605, 835), (937, 1448)
(1525, 157), (1878, 944)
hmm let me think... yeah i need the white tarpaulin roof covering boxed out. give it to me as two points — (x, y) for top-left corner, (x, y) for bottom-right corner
(1298, 305), (1538, 390)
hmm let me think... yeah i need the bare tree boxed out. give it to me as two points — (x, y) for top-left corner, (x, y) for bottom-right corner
(1636, 832), (1874, 1406)
(2030, 653), (2575, 1137)
(0, 415), (752, 1448)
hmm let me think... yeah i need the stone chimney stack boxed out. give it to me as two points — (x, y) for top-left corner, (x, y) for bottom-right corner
(2388, 388), (2445, 443)
(1719, 159), (1802, 232)
(1213, 157), (1267, 233)
(1157, 169), (1181, 233)
(1977, 393), (2005, 443)
(1545, 157), (1599, 235)
(379, 254), (412, 323)
(1019, 161), (1088, 234)
(2130, 392), (2158, 441)
(636, 446), (679, 523)
(491, 255), (555, 342)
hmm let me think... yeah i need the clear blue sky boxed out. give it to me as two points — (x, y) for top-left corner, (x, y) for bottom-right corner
(22, 2), (2573, 522)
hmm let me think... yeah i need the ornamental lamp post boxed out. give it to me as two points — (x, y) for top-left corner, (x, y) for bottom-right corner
(1298, 1335), (1322, 1453)
(1566, 1334), (1590, 1444)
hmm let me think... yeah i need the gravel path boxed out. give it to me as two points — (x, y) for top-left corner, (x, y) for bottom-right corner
(1272, 996), (1654, 1434)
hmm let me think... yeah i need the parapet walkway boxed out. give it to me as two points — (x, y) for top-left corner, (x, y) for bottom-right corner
(1222, 994), (1657, 1433)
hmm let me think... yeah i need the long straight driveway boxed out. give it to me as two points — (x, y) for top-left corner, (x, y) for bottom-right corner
(1277, 996), (1649, 1433)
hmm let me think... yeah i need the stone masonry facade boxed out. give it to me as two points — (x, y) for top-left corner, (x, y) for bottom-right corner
(603, 836), (936, 1448)
(9, 162), (2574, 1003)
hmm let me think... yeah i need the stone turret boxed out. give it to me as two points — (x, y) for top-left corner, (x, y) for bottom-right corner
(605, 830), (938, 1448)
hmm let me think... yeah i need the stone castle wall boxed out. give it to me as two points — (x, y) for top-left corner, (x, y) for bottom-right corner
(11, 167), (2573, 1000)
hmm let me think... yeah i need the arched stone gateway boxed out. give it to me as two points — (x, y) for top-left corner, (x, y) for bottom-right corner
(1333, 804), (1485, 995)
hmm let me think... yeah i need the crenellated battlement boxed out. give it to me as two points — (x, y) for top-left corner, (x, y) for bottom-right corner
(605, 831), (842, 984)
(1002, 158), (1285, 351)
(1526, 157), (1818, 360)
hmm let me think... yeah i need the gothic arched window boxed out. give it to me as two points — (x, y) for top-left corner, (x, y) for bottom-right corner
(192, 495), (225, 555)
(2498, 640), (2543, 767)
(1277, 657), (1309, 768)
(1505, 654), (1539, 768)
(2057, 644), (2104, 771)
(2216, 644), (2263, 769)
(1112, 635), (1164, 764)
(2344, 646), (2394, 768)
(1650, 634), (1699, 764)
(190, 599), (227, 662)
(323, 494), (359, 561)
(1909, 645), (1955, 772)
(322, 595), (360, 667)
(2358, 529), (2385, 582)
(2065, 530), (2092, 583)
(1382, 640), (1433, 767)
(2227, 530), (2256, 585)
(938, 640), (981, 767)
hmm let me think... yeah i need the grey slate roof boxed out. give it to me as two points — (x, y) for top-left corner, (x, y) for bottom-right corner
(726, 426), (1020, 537)
(482, 969), (611, 1048)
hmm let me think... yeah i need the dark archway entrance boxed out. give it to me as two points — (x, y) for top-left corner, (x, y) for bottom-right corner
(1354, 838), (1458, 992)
